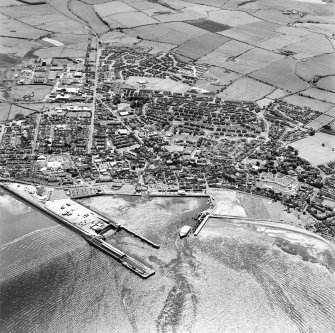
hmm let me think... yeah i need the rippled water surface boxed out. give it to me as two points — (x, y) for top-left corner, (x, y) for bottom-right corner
(1, 194), (335, 333)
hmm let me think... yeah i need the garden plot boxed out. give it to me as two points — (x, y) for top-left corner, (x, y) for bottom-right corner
(295, 53), (335, 82)
(0, 18), (47, 39)
(173, 32), (229, 60)
(223, 48), (284, 75)
(283, 95), (334, 113)
(317, 76), (335, 93)
(217, 77), (274, 102)
(250, 57), (309, 93)
(68, 0), (109, 34)
(108, 11), (159, 28)
(93, 1), (136, 16)
(219, 21), (282, 45)
(187, 19), (231, 33)
(284, 34), (334, 59)
(198, 40), (252, 67)
(301, 88), (335, 104)
(0, 4), (57, 17)
(136, 40), (177, 54)
(208, 9), (260, 27)
(129, 22), (207, 44)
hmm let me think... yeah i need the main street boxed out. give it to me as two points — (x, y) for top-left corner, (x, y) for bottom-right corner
(87, 43), (100, 154)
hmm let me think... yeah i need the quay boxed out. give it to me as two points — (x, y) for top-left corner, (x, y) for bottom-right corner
(1, 183), (156, 279)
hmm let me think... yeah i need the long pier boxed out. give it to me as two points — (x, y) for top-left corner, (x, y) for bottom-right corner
(1, 183), (156, 278)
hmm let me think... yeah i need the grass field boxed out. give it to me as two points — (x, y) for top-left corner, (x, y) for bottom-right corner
(187, 19), (231, 33)
(291, 133), (335, 165)
(266, 89), (290, 100)
(1, 18), (47, 39)
(283, 95), (334, 113)
(306, 114), (334, 131)
(129, 22), (207, 44)
(257, 34), (302, 51)
(250, 57), (309, 93)
(223, 48), (284, 75)
(295, 53), (335, 82)
(219, 21), (281, 45)
(173, 32), (229, 60)
(198, 40), (252, 67)
(301, 88), (335, 104)
(93, 1), (136, 17)
(0, 4), (57, 17)
(317, 76), (335, 93)
(68, 0), (109, 34)
(284, 34), (334, 59)
(107, 11), (159, 28)
(11, 85), (52, 101)
(217, 77), (274, 101)
(136, 40), (177, 54)
(203, 66), (242, 86)
(208, 9), (260, 27)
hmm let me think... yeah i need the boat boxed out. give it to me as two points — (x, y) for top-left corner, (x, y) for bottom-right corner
(179, 225), (192, 238)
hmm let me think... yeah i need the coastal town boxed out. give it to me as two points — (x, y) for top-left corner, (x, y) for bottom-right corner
(1, 39), (335, 246)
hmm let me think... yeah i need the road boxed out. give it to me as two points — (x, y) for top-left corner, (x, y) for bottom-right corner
(87, 47), (101, 153)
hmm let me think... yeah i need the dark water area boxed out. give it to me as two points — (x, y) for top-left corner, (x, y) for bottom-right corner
(0, 189), (56, 246)
(1, 195), (335, 332)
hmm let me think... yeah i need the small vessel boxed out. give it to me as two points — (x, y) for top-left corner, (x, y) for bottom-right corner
(179, 225), (192, 238)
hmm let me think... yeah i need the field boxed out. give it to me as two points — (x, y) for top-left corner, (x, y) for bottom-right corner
(257, 34), (302, 51)
(219, 21), (281, 45)
(93, 1), (136, 16)
(0, 3), (57, 17)
(41, 19), (86, 34)
(317, 76), (335, 93)
(198, 40), (253, 67)
(301, 88), (335, 104)
(0, 37), (43, 58)
(129, 22), (207, 44)
(0, 18), (47, 39)
(283, 95), (334, 113)
(203, 66), (242, 86)
(68, 0), (109, 34)
(250, 57), (309, 93)
(172, 32), (229, 60)
(208, 9), (260, 27)
(222, 48), (284, 74)
(284, 34), (334, 59)
(11, 85), (51, 101)
(217, 77), (274, 102)
(136, 40), (177, 54)
(107, 11), (159, 28)
(19, 13), (67, 26)
(125, 76), (190, 93)
(306, 114), (334, 131)
(295, 53), (335, 82)
(290, 133), (335, 165)
(187, 19), (231, 33)
(266, 89), (290, 99)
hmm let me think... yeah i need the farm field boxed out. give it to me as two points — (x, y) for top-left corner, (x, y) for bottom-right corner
(306, 114), (334, 131)
(41, 19), (86, 34)
(172, 33), (229, 60)
(198, 40), (253, 67)
(208, 10), (260, 27)
(266, 89), (290, 100)
(18, 13), (68, 26)
(203, 66), (242, 86)
(250, 57), (309, 93)
(186, 19), (231, 33)
(93, 1), (136, 16)
(219, 21), (281, 45)
(283, 95), (334, 113)
(284, 34), (334, 59)
(301, 88), (335, 104)
(136, 40), (177, 54)
(68, 0), (109, 34)
(0, 18), (47, 39)
(290, 133), (335, 165)
(295, 53), (335, 82)
(217, 77), (274, 102)
(0, 4), (57, 17)
(317, 77), (335, 93)
(129, 22), (207, 44)
(0, 37), (43, 58)
(106, 11), (159, 28)
(257, 34), (302, 51)
(222, 48), (284, 75)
